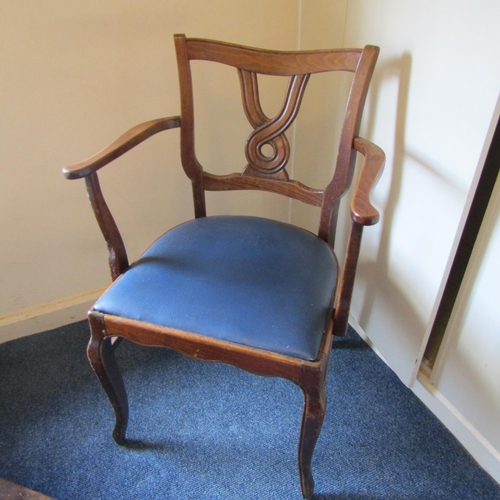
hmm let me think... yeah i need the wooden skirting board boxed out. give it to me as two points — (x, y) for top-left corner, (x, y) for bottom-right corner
(0, 289), (103, 344)
(0, 478), (55, 499)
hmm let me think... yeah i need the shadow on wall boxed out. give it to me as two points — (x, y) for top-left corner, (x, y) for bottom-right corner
(349, 52), (436, 383)
(357, 53), (418, 327)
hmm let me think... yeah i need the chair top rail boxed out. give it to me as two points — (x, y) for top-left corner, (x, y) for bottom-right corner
(181, 35), (365, 76)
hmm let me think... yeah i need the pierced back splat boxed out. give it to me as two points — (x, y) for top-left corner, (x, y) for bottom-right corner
(238, 69), (310, 180)
(175, 34), (379, 243)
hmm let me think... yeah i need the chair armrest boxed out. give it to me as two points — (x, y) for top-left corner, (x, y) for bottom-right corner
(62, 115), (179, 281)
(63, 116), (181, 179)
(332, 137), (385, 337)
(351, 137), (385, 226)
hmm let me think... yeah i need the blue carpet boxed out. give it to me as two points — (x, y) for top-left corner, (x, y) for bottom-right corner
(0, 321), (499, 499)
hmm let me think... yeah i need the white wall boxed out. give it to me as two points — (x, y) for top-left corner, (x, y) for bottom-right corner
(292, 0), (500, 483)
(0, 1), (299, 341)
(431, 171), (500, 469)
(336, 0), (500, 386)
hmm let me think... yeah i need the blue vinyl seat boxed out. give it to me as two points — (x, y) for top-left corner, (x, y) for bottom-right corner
(94, 216), (337, 361)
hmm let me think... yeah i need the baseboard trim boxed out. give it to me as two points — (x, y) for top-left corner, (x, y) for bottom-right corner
(414, 370), (500, 485)
(348, 314), (389, 365)
(348, 314), (500, 486)
(0, 289), (104, 344)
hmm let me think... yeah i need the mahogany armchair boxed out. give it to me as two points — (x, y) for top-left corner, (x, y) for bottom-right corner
(63, 34), (384, 499)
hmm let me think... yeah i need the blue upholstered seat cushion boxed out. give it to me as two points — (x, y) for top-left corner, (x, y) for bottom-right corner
(93, 216), (337, 361)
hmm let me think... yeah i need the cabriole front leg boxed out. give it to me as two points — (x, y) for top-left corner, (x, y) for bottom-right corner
(298, 385), (327, 499)
(87, 313), (129, 445)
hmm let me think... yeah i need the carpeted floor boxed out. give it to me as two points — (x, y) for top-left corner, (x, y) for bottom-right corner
(0, 320), (499, 499)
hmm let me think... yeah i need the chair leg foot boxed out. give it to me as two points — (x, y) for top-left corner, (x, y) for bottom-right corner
(87, 317), (129, 445)
(298, 386), (327, 499)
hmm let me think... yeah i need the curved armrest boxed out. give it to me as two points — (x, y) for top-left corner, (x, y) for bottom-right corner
(63, 116), (181, 179)
(332, 137), (385, 337)
(351, 137), (385, 226)
(63, 115), (180, 281)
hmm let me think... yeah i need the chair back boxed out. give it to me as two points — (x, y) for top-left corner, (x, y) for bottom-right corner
(175, 34), (379, 242)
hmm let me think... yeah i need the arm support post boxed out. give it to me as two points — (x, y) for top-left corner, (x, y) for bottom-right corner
(85, 173), (128, 281)
(333, 137), (385, 336)
(63, 116), (181, 280)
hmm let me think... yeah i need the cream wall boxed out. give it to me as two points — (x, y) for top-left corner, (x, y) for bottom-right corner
(431, 171), (500, 467)
(292, 0), (500, 482)
(313, 1), (500, 387)
(288, 1), (347, 233)
(0, 1), (300, 339)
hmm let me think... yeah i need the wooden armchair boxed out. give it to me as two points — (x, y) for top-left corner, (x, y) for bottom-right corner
(63, 34), (384, 499)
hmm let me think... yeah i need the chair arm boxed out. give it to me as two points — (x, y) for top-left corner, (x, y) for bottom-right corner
(62, 116), (179, 281)
(332, 137), (384, 337)
(351, 137), (385, 226)
(63, 116), (181, 179)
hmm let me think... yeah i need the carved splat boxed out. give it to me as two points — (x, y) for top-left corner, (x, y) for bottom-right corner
(238, 69), (310, 180)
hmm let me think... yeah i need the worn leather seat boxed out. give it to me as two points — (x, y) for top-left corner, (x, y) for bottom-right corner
(95, 216), (337, 361)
